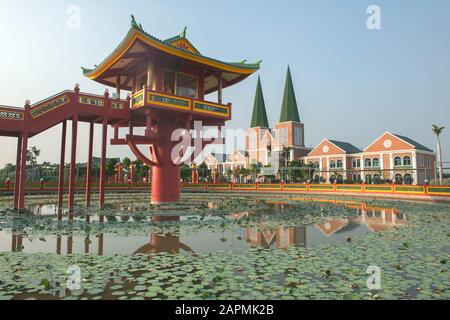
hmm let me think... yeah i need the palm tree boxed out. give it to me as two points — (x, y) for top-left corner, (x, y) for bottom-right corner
(244, 151), (249, 169)
(432, 125), (445, 185)
(26, 146), (41, 182)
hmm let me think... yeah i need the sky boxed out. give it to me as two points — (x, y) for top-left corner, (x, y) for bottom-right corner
(0, 0), (449, 167)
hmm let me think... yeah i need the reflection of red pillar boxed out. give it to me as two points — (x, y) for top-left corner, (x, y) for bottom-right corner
(57, 121), (67, 208)
(13, 136), (22, 209)
(18, 132), (28, 210)
(68, 112), (78, 211)
(56, 235), (61, 255)
(151, 122), (180, 204)
(98, 233), (104, 256)
(84, 235), (90, 254)
(11, 233), (17, 252)
(86, 122), (94, 207)
(67, 235), (73, 255)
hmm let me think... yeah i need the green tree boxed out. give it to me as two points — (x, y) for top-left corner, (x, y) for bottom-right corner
(105, 158), (119, 177)
(122, 157), (131, 173)
(198, 162), (211, 181)
(180, 164), (191, 182)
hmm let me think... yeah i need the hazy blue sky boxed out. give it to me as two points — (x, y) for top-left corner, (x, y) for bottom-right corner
(1, 0), (449, 167)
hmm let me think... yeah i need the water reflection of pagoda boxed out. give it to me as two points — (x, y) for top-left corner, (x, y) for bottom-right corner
(134, 216), (193, 254)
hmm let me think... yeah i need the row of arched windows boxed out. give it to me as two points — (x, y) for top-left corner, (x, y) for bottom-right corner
(309, 155), (413, 172)
(363, 158), (380, 168)
(352, 159), (361, 168)
(394, 156), (411, 166)
(308, 161), (320, 168)
(329, 160), (343, 168)
(394, 173), (413, 184)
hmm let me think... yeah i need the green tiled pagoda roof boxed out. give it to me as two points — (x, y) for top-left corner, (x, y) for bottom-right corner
(82, 15), (261, 77)
(279, 66), (301, 123)
(250, 76), (269, 128)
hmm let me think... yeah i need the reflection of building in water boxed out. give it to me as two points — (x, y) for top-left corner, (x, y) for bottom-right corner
(315, 203), (406, 236)
(246, 226), (307, 249)
(133, 216), (193, 254)
(315, 219), (349, 236)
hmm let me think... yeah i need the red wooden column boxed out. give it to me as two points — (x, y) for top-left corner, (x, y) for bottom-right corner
(99, 90), (109, 209)
(68, 112), (78, 211)
(13, 136), (22, 209)
(68, 85), (80, 211)
(18, 132), (28, 210)
(17, 101), (30, 210)
(57, 120), (67, 208)
(85, 122), (94, 207)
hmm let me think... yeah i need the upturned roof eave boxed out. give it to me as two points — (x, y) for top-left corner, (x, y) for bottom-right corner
(82, 20), (261, 81)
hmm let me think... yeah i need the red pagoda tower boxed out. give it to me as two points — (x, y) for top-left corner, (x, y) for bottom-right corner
(83, 16), (260, 203)
(0, 15), (260, 210)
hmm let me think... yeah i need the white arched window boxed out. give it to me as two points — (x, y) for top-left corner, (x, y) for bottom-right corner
(314, 162), (320, 168)
(372, 158), (380, 167)
(394, 156), (402, 166)
(352, 159), (357, 168)
(365, 158), (372, 167)
(337, 160), (343, 168)
(357, 159), (361, 168)
(330, 160), (336, 168)
(395, 173), (403, 184)
(365, 174), (372, 184)
(403, 156), (411, 166)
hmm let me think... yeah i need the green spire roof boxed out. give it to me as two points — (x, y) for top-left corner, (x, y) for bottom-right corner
(279, 66), (300, 123)
(250, 76), (269, 128)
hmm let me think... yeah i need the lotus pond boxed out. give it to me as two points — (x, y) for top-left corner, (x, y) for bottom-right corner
(0, 192), (449, 300)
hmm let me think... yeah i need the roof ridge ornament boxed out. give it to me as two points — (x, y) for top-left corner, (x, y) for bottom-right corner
(181, 26), (187, 38)
(131, 15), (144, 31)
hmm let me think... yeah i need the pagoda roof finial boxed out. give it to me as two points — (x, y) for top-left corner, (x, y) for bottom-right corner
(131, 15), (144, 31)
(250, 76), (269, 128)
(181, 26), (187, 38)
(279, 65), (300, 123)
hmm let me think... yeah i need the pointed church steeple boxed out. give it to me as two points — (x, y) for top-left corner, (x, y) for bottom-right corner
(279, 66), (300, 123)
(250, 76), (269, 128)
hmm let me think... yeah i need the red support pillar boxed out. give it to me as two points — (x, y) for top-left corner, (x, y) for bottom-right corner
(99, 91), (109, 209)
(150, 120), (180, 204)
(68, 112), (78, 211)
(57, 120), (67, 209)
(13, 136), (22, 209)
(18, 132), (28, 210)
(86, 122), (94, 207)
